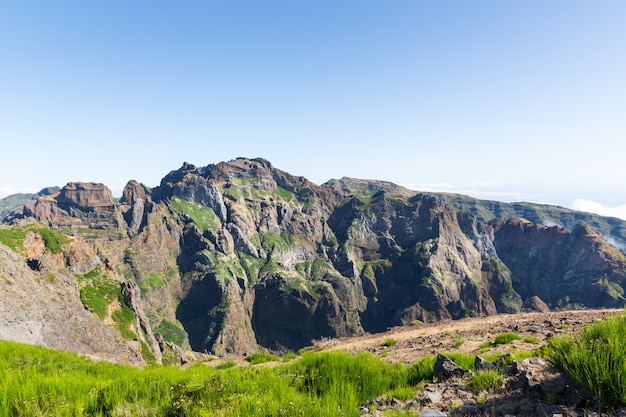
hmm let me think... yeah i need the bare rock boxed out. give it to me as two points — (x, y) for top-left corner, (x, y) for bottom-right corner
(523, 295), (550, 312)
(434, 354), (465, 381)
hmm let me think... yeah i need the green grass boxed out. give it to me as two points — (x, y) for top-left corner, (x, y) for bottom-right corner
(406, 355), (437, 384)
(0, 342), (421, 417)
(154, 319), (187, 346)
(215, 359), (237, 370)
(37, 227), (71, 254)
(273, 186), (295, 202)
(245, 349), (280, 365)
(494, 332), (521, 345)
(0, 224), (70, 254)
(138, 272), (164, 292)
(75, 269), (137, 340)
(383, 338), (397, 347)
(523, 335), (539, 344)
(75, 270), (122, 320)
(549, 312), (626, 409)
(0, 337), (555, 416)
(467, 369), (503, 393)
(169, 197), (220, 233)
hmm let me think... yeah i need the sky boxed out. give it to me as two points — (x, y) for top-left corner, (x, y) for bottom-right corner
(1, 1), (625, 220)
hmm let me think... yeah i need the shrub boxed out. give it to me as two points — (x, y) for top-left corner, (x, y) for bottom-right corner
(494, 332), (521, 345)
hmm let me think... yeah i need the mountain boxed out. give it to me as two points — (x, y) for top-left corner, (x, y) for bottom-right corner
(325, 177), (626, 251)
(1, 157), (625, 361)
(0, 187), (60, 222)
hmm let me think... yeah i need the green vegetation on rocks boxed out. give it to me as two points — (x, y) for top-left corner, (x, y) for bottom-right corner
(0, 224), (70, 254)
(154, 319), (187, 346)
(169, 197), (219, 233)
(75, 269), (136, 340)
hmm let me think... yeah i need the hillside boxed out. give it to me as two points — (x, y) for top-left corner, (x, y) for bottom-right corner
(1, 157), (626, 364)
(325, 177), (626, 251)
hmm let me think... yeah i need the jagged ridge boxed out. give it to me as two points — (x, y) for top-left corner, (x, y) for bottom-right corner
(1, 157), (625, 361)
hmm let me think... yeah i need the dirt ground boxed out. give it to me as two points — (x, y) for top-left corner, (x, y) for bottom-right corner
(320, 308), (623, 364)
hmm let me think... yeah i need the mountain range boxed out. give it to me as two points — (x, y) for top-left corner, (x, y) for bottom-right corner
(1, 157), (625, 364)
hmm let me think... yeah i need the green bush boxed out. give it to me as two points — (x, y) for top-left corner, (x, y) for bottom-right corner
(549, 313), (626, 409)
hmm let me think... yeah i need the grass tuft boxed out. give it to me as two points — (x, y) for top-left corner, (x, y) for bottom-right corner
(494, 332), (521, 345)
(245, 349), (280, 365)
(467, 369), (503, 393)
(549, 313), (626, 409)
(384, 338), (397, 347)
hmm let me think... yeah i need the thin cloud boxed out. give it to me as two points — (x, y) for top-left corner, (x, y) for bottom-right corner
(570, 199), (626, 221)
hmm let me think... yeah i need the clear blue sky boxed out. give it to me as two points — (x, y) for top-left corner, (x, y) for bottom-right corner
(1, 1), (625, 219)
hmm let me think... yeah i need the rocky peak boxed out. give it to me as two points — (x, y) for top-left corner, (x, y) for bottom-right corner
(58, 182), (115, 210)
(19, 182), (124, 230)
(120, 180), (151, 206)
(323, 177), (417, 199)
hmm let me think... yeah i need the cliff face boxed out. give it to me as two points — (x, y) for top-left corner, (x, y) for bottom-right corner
(0, 241), (141, 364)
(2, 157), (626, 360)
(492, 219), (626, 309)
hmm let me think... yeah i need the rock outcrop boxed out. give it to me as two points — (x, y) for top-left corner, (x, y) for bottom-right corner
(20, 182), (124, 229)
(493, 219), (626, 309)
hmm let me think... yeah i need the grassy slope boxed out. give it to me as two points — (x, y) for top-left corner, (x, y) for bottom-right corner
(0, 337), (542, 417)
(3, 309), (626, 415)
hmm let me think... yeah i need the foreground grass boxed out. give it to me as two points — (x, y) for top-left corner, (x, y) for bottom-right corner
(549, 312), (626, 409)
(0, 341), (408, 417)
(0, 330), (576, 416)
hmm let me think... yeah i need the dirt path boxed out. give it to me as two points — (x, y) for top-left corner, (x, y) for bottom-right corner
(322, 309), (622, 364)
